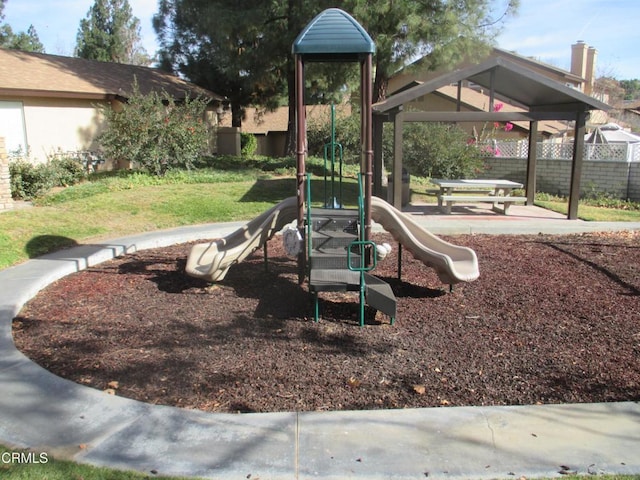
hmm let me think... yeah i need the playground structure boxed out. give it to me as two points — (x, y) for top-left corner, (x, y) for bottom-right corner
(186, 8), (479, 325)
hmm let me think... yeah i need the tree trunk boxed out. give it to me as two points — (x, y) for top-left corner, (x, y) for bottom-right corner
(231, 102), (243, 128)
(284, 62), (297, 156)
(372, 58), (388, 103)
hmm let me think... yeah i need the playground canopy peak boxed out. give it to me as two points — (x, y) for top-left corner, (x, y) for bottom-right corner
(292, 8), (375, 62)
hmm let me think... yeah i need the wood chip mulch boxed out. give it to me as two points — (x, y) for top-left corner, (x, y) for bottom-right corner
(12, 231), (640, 413)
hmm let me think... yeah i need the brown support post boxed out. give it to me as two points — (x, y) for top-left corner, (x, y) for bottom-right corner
(525, 121), (538, 205)
(392, 108), (404, 209)
(295, 55), (307, 283)
(373, 115), (383, 198)
(568, 111), (587, 220)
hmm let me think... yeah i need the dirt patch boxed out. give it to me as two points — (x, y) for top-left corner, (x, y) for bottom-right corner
(12, 231), (640, 413)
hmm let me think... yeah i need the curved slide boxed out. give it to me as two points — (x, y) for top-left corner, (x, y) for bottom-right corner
(371, 197), (479, 285)
(186, 195), (479, 285)
(186, 196), (298, 282)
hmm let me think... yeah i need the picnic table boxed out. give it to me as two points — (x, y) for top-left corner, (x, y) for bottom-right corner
(431, 179), (526, 214)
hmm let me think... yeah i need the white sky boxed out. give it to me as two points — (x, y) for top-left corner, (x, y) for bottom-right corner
(4, 0), (640, 79)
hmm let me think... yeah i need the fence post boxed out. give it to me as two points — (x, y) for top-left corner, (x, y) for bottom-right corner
(0, 137), (13, 212)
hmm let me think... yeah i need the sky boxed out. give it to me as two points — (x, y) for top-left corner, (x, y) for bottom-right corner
(3, 0), (640, 79)
(492, 0), (640, 79)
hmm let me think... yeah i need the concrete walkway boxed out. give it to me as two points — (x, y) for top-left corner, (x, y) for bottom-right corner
(1, 208), (639, 479)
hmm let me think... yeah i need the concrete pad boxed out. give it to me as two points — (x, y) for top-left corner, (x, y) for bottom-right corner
(0, 357), (150, 452)
(79, 408), (297, 480)
(298, 403), (640, 480)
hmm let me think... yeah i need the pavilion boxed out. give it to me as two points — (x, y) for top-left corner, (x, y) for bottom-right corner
(373, 56), (610, 219)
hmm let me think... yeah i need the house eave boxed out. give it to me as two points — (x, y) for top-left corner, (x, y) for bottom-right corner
(0, 88), (114, 101)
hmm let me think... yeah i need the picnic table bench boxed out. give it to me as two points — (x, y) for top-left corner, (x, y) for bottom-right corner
(431, 179), (526, 214)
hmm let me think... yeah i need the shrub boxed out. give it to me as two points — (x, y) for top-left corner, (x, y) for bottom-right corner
(9, 159), (55, 200)
(307, 106), (362, 165)
(48, 155), (87, 186)
(240, 132), (258, 157)
(98, 79), (212, 176)
(402, 122), (486, 179)
(307, 109), (485, 179)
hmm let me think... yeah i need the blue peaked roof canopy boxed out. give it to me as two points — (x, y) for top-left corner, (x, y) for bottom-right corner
(292, 8), (375, 62)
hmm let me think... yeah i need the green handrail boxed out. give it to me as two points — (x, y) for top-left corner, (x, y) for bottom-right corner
(348, 172), (374, 326)
(306, 173), (312, 266)
(322, 104), (344, 209)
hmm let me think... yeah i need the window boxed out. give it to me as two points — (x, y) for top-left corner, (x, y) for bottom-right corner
(0, 101), (28, 156)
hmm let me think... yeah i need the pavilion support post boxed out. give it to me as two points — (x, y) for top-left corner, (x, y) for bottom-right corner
(392, 108), (404, 209)
(373, 115), (383, 197)
(295, 54), (307, 283)
(525, 121), (538, 205)
(568, 111), (587, 220)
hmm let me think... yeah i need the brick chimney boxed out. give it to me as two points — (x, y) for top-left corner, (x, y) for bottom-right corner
(571, 41), (597, 95)
(585, 46), (597, 95)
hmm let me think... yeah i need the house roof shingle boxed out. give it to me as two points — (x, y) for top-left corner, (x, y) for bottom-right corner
(0, 48), (223, 102)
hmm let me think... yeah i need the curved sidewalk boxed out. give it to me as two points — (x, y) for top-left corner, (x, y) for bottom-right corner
(1, 216), (639, 479)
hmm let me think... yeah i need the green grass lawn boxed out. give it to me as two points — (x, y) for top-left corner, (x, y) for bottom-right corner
(0, 169), (361, 269)
(2, 168), (640, 270)
(0, 444), (200, 480)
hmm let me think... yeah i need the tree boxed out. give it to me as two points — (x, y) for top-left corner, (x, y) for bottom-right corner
(347, 0), (519, 102)
(0, 1), (45, 52)
(75, 0), (151, 65)
(620, 79), (640, 101)
(154, 0), (518, 153)
(154, 0), (339, 129)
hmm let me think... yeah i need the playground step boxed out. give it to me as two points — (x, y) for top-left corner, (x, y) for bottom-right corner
(310, 207), (359, 217)
(311, 229), (358, 250)
(309, 270), (397, 321)
(310, 210), (359, 234)
(309, 268), (360, 292)
(309, 250), (362, 270)
(364, 273), (397, 320)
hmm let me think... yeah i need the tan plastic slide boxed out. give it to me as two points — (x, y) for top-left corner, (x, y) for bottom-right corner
(186, 195), (479, 285)
(186, 196), (298, 282)
(371, 196), (479, 285)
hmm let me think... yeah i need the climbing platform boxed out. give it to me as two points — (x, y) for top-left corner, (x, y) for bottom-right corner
(308, 207), (396, 326)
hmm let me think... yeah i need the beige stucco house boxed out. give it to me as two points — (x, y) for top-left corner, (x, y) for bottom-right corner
(0, 48), (226, 166)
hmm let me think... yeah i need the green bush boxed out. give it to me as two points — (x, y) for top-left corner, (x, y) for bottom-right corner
(240, 132), (258, 156)
(306, 107), (362, 164)
(307, 109), (485, 179)
(49, 155), (87, 186)
(9, 159), (56, 200)
(402, 122), (486, 179)
(98, 79), (212, 176)
(9, 154), (90, 200)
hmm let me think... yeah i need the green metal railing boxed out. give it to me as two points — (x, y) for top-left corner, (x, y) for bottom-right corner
(323, 104), (343, 208)
(306, 134), (375, 326)
(305, 173), (313, 265)
(347, 172), (375, 326)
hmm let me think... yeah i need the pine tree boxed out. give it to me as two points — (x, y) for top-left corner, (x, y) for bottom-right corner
(0, 1), (45, 52)
(75, 0), (150, 65)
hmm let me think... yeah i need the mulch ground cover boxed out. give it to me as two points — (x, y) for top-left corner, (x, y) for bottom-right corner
(12, 230), (640, 414)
